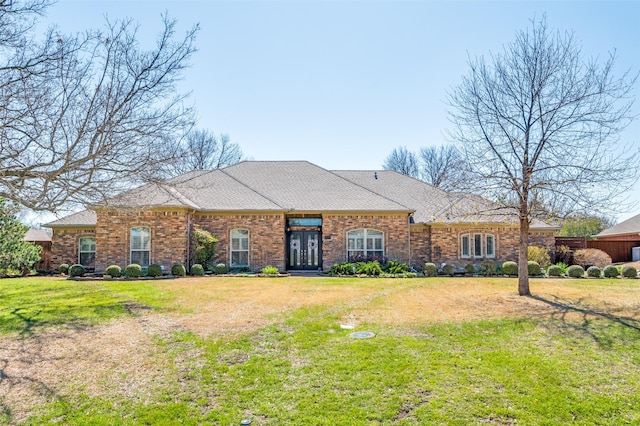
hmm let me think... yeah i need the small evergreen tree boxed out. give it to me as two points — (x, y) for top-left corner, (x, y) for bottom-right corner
(194, 228), (218, 266)
(0, 198), (42, 275)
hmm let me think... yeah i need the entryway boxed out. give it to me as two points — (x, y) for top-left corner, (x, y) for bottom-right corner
(287, 230), (321, 270)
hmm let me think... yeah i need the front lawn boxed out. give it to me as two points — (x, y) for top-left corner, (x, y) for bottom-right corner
(1, 276), (639, 424)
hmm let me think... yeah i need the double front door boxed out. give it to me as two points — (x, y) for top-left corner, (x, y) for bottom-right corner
(287, 230), (321, 270)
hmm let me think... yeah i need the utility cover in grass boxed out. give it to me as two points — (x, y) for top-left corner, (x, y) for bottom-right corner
(349, 331), (376, 339)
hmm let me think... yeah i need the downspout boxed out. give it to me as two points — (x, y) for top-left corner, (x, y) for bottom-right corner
(186, 210), (193, 272)
(408, 213), (412, 266)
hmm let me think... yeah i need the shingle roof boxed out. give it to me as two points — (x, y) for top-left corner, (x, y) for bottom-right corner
(46, 161), (557, 229)
(24, 229), (52, 242)
(45, 210), (97, 227)
(595, 212), (640, 237)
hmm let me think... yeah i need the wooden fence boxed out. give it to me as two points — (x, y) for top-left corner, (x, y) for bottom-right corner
(587, 240), (640, 263)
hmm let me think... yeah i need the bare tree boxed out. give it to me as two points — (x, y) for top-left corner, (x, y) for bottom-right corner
(168, 129), (243, 175)
(383, 146), (419, 178)
(419, 144), (470, 191)
(0, 1), (199, 212)
(448, 16), (638, 296)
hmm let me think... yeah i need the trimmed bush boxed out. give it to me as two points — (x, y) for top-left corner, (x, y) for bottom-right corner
(125, 263), (142, 278)
(58, 263), (69, 274)
(69, 264), (85, 277)
(573, 248), (612, 269)
(502, 261), (518, 276)
(464, 263), (476, 275)
(603, 265), (619, 278)
(622, 265), (638, 278)
(171, 263), (186, 277)
(480, 261), (497, 276)
(587, 266), (601, 278)
(105, 265), (121, 278)
(213, 263), (229, 275)
(528, 261), (541, 276)
(567, 265), (585, 278)
(528, 246), (551, 269)
(191, 264), (205, 276)
(441, 264), (454, 277)
(262, 265), (279, 275)
(423, 263), (437, 277)
(147, 263), (163, 278)
(547, 265), (562, 277)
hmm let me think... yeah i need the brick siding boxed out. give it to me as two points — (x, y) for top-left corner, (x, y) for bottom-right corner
(50, 227), (95, 268)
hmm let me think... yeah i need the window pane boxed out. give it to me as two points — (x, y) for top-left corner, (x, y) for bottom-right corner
(486, 235), (495, 257)
(367, 230), (383, 237)
(79, 252), (95, 267)
(474, 234), (482, 256)
(79, 237), (96, 252)
(462, 235), (470, 257)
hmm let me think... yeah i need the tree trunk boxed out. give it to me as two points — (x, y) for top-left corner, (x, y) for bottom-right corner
(518, 216), (531, 296)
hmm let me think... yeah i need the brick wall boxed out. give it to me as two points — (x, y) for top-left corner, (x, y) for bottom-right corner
(321, 214), (410, 269)
(193, 213), (286, 271)
(50, 227), (96, 269)
(95, 209), (189, 272)
(409, 225), (431, 267)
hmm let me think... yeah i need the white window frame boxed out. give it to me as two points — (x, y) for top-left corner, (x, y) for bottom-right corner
(130, 226), (151, 266)
(486, 234), (496, 258)
(78, 236), (96, 267)
(347, 229), (384, 261)
(230, 229), (250, 267)
(461, 234), (471, 258)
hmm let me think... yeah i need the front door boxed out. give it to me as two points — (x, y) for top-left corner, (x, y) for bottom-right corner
(288, 231), (321, 270)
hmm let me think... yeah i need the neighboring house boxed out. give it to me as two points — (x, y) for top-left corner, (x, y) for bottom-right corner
(24, 229), (52, 271)
(592, 213), (640, 262)
(44, 161), (557, 272)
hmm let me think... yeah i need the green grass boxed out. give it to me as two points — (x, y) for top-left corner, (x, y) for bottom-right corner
(0, 277), (172, 335)
(3, 276), (640, 424)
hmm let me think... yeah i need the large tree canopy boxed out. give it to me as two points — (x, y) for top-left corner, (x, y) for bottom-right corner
(448, 17), (638, 295)
(0, 0), (198, 212)
(0, 197), (41, 275)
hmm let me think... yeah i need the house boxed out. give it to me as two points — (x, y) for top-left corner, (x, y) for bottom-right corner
(592, 213), (640, 262)
(44, 161), (557, 273)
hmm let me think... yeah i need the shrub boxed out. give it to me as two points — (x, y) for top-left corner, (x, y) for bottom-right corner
(555, 262), (569, 274)
(384, 260), (409, 274)
(191, 264), (205, 276)
(69, 264), (85, 277)
(573, 248), (612, 269)
(528, 246), (551, 269)
(622, 266), (638, 279)
(554, 245), (573, 265)
(330, 262), (356, 276)
(261, 265), (279, 275)
(105, 265), (121, 278)
(547, 265), (563, 277)
(502, 261), (518, 276)
(423, 262), (437, 277)
(441, 264), (454, 277)
(213, 263), (228, 275)
(125, 263), (142, 278)
(567, 265), (585, 278)
(603, 265), (619, 278)
(586, 266), (601, 278)
(480, 261), (497, 276)
(194, 229), (218, 266)
(147, 263), (163, 277)
(464, 263), (475, 275)
(355, 261), (383, 276)
(58, 263), (69, 274)
(528, 261), (541, 276)
(171, 263), (186, 277)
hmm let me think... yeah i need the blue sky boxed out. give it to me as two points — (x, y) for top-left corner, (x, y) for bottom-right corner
(39, 1), (640, 221)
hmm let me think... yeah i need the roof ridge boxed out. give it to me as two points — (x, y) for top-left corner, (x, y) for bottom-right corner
(219, 168), (286, 210)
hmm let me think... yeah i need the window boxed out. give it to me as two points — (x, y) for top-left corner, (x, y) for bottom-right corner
(130, 227), (151, 266)
(78, 237), (96, 268)
(347, 229), (384, 261)
(486, 234), (495, 258)
(231, 229), (249, 267)
(461, 234), (471, 258)
(474, 234), (483, 257)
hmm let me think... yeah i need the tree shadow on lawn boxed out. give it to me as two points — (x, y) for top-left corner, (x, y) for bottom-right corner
(528, 294), (640, 347)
